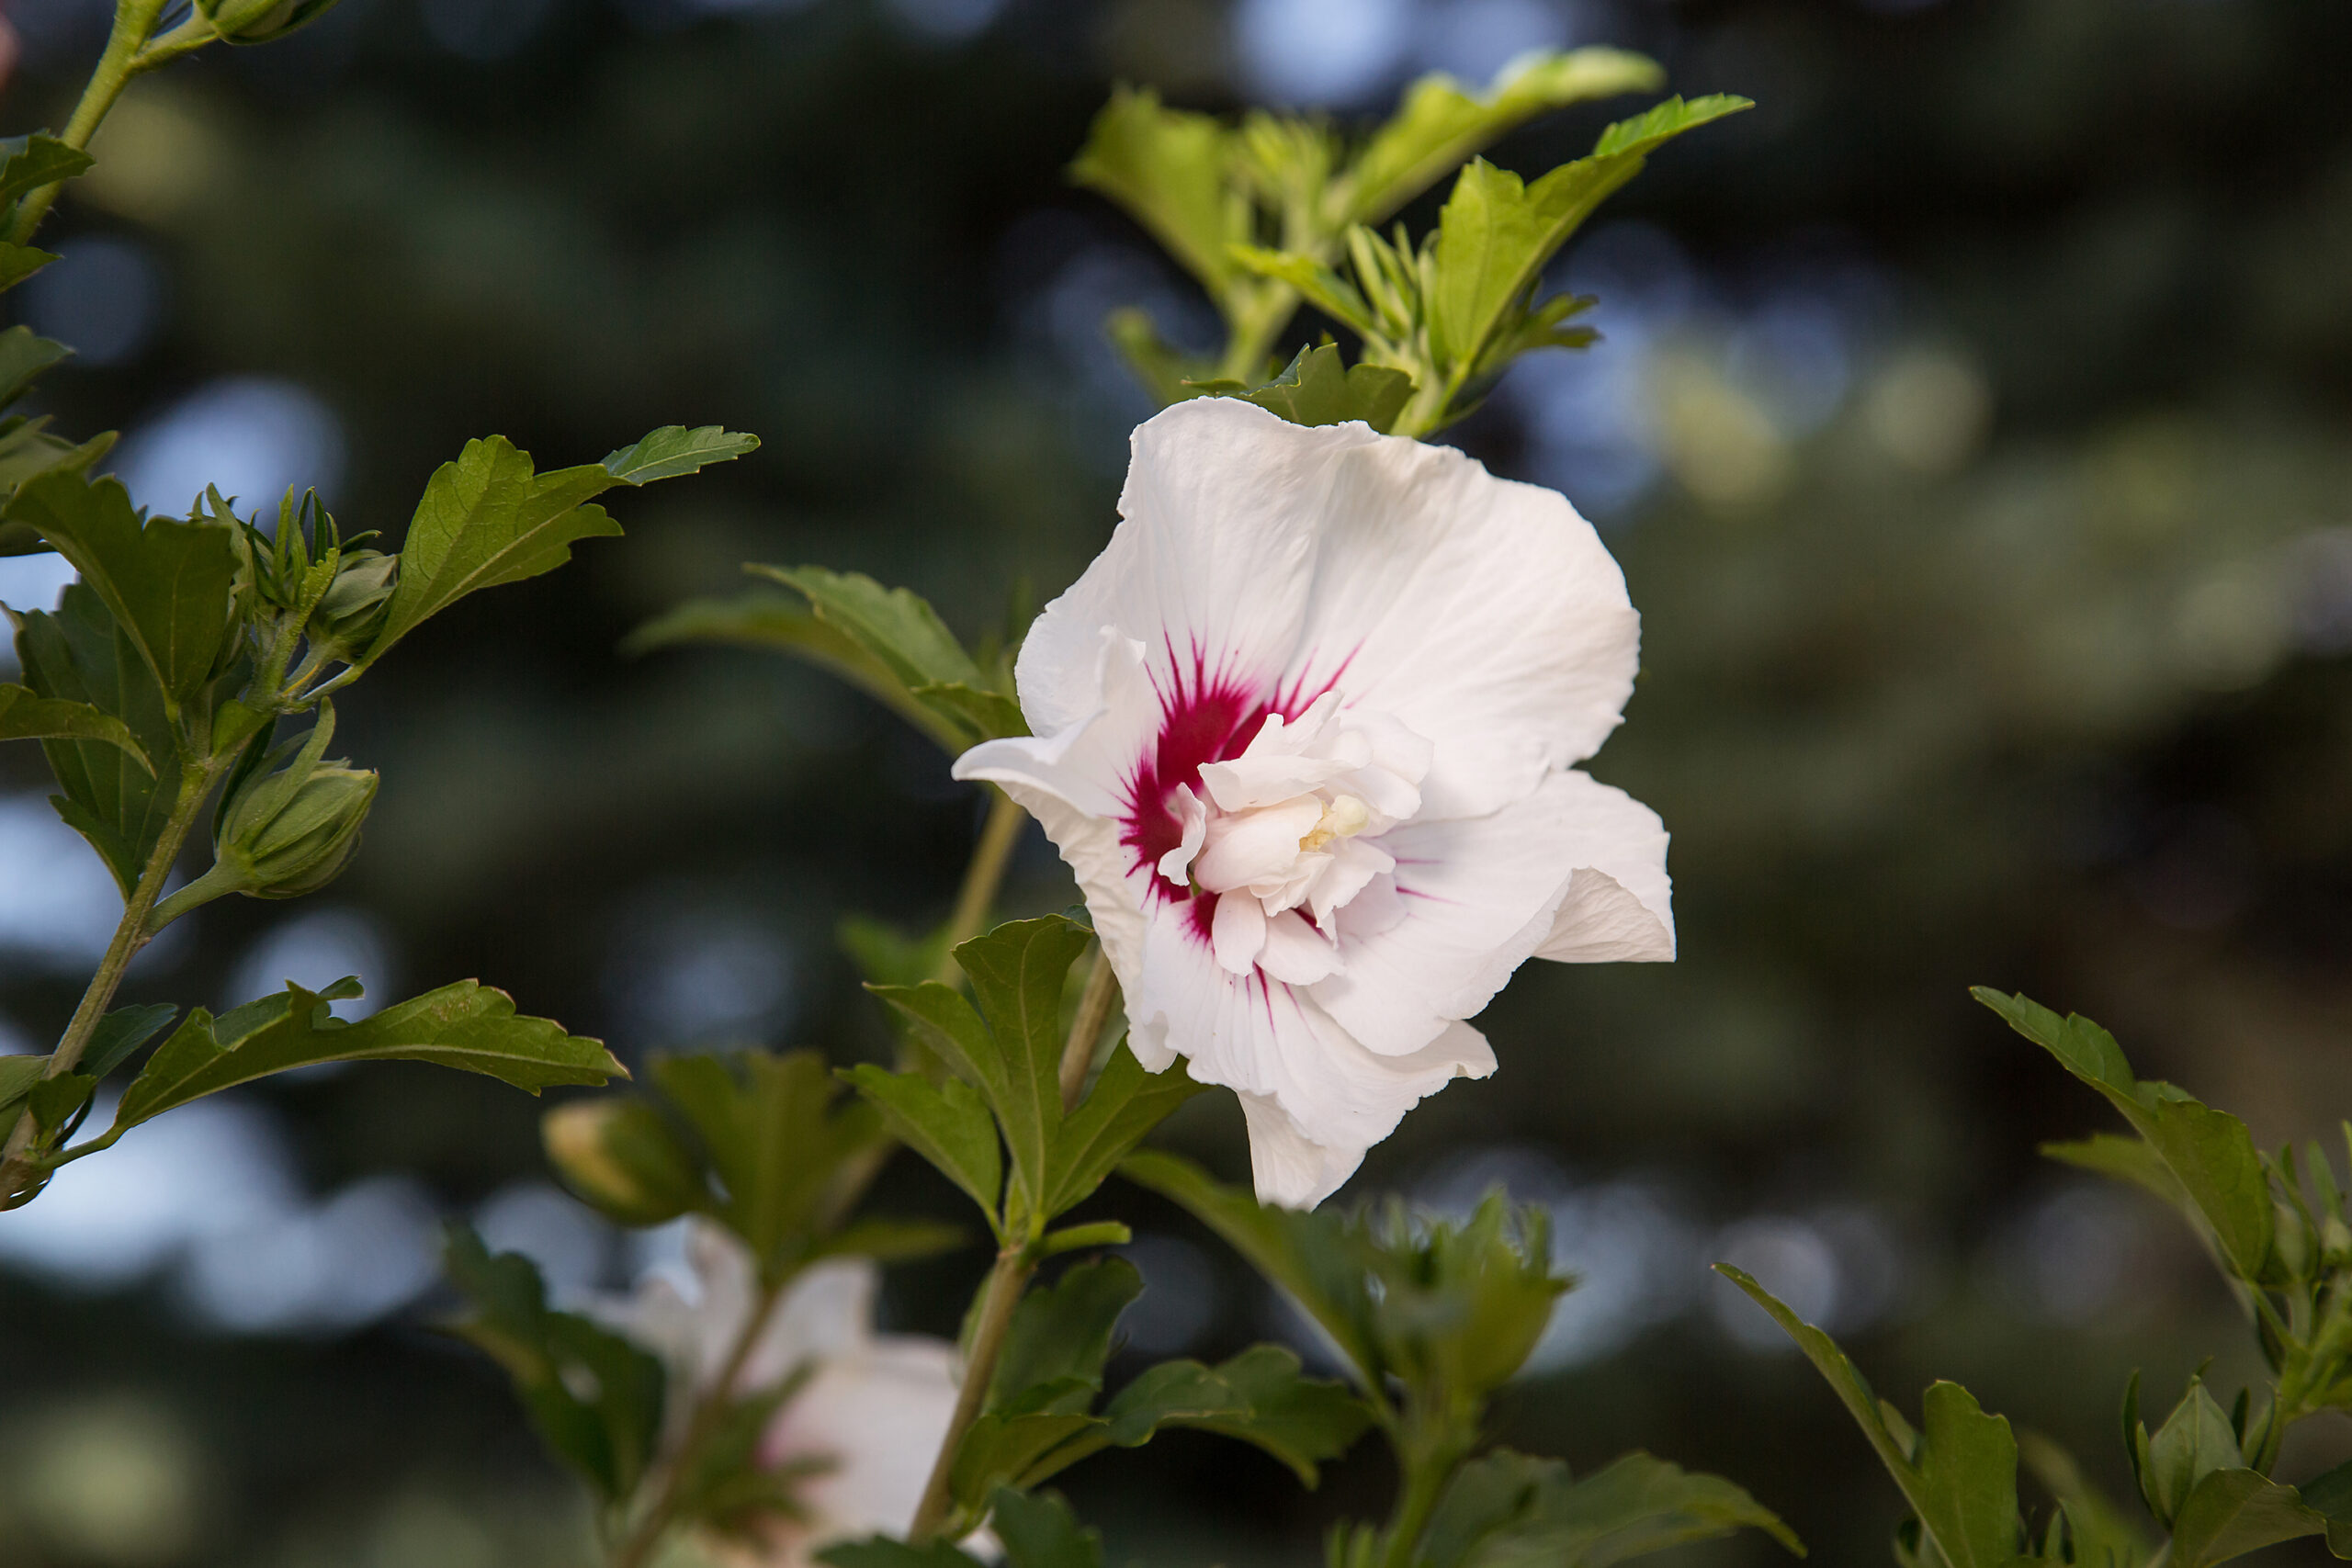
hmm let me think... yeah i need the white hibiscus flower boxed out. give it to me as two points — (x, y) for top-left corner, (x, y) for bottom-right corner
(597, 1222), (962, 1566)
(953, 398), (1673, 1208)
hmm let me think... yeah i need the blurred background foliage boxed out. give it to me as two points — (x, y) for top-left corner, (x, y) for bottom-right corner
(1, 0), (2349, 1563)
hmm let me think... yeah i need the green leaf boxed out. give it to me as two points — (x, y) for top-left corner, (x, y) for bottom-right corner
(752, 565), (981, 693)
(1429, 96), (1752, 382)
(1225, 247), (1377, 338)
(78, 1003), (178, 1084)
(2166, 1469), (2328, 1568)
(0, 682), (148, 763)
(952, 916), (1094, 1216)
(626, 589), (968, 752)
(1713, 1266), (2018, 1568)
(1096, 1343), (1371, 1487)
(1471, 1451), (1803, 1567)
(0, 1053), (45, 1114)
(2016, 1432), (2153, 1568)
(1069, 86), (1242, 295)
(842, 1064), (1003, 1226)
(1974, 989), (2274, 1280)
(991, 1258), (1143, 1409)
(2141, 1380), (2243, 1526)
(912, 682), (1028, 742)
(2040, 1133), (2188, 1210)
(1043, 1047), (1204, 1217)
(1118, 1149), (1382, 1389)
(1216, 344), (1414, 434)
(0, 134), (95, 210)
(649, 1050), (880, 1272)
(7, 468), (238, 706)
(1342, 50), (1667, 227)
(950, 1410), (1104, 1514)
(818, 1540), (987, 1568)
(839, 914), (954, 990)
(0, 326), (70, 409)
(14, 583), (177, 896)
(115, 979), (622, 1130)
(869, 982), (1011, 1112)
(600, 424), (761, 484)
(0, 243), (58, 292)
(988, 1488), (1103, 1568)
(2295, 1457), (2352, 1559)
(27, 1071), (93, 1134)
(368, 437), (621, 660)
(1103, 308), (1216, 409)
(816, 1214), (968, 1265)
(441, 1225), (663, 1502)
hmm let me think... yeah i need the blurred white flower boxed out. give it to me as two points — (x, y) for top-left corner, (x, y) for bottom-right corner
(596, 1222), (963, 1565)
(956, 399), (1672, 1209)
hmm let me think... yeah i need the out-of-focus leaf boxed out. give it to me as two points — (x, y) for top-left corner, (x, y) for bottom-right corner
(115, 979), (621, 1129)
(842, 1064), (1002, 1225)
(911, 681), (1027, 741)
(1976, 989), (2274, 1280)
(1470, 1450), (1802, 1567)
(0, 683), (148, 762)
(839, 914), (953, 990)
(1094, 1343), (1371, 1486)
(988, 1488), (1102, 1568)
(0, 326), (69, 407)
(2041, 1133), (2188, 1209)
(1341, 50), (1666, 226)
(2017, 1431), (2153, 1568)
(949, 1409), (1102, 1513)
(815, 1214), (967, 1264)
(1069, 87), (1240, 294)
(1714, 1266), (2020, 1568)
(2166, 1469), (2328, 1568)
(442, 1225), (663, 1502)
(625, 589), (966, 751)
(1119, 1149), (1382, 1388)
(0, 244), (57, 291)
(752, 565), (980, 691)
(15, 584), (178, 894)
(649, 1049), (880, 1272)
(7, 468), (238, 705)
(819, 1540), (986, 1568)
(1103, 308), (1215, 409)
(542, 1097), (708, 1225)
(2294, 1456), (2352, 1558)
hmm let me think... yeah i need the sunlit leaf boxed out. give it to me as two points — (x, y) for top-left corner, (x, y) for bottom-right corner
(1069, 87), (1241, 295)
(600, 423), (761, 483)
(1207, 344), (1413, 434)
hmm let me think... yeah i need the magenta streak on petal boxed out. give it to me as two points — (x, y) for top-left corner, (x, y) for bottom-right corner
(1122, 634), (1343, 939)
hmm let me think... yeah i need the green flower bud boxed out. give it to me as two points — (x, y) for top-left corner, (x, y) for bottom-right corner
(2273, 1197), (2314, 1283)
(212, 703), (376, 899)
(309, 550), (397, 656)
(543, 1100), (705, 1225)
(198, 0), (344, 43)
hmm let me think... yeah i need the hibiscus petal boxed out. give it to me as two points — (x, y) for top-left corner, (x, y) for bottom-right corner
(1211, 891), (1267, 975)
(955, 626), (1157, 819)
(1258, 908), (1344, 986)
(1312, 769), (1670, 1056)
(1532, 774), (1675, 962)
(1236, 1021), (1498, 1208)
(1011, 404), (1378, 739)
(1131, 911), (1494, 1207)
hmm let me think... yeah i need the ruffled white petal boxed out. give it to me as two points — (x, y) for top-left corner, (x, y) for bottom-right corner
(954, 626), (1157, 820)
(1311, 768), (1668, 1057)
(1530, 773), (1676, 962)
(1234, 1021), (1499, 1207)
(1130, 911), (1494, 1206)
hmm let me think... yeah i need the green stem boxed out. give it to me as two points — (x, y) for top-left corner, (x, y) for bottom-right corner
(908, 1243), (1035, 1542)
(1375, 1439), (1458, 1568)
(0, 755), (219, 1200)
(932, 786), (1024, 987)
(606, 1266), (799, 1568)
(1057, 945), (1119, 1112)
(6, 0), (177, 249)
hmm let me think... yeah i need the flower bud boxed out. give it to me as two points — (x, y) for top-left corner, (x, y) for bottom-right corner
(212, 704), (377, 900)
(544, 1100), (705, 1225)
(2274, 1198), (2314, 1283)
(309, 550), (397, 657)
(198, 0), (344, 43)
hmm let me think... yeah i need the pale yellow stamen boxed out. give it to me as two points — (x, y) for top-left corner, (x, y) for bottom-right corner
(1298, 794), (1370, 852)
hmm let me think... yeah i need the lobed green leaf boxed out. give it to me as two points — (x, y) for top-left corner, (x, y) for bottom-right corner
(115, 978), (621, 1130)
(1069, 87), (1241, 295)
(2166, 1469), (2329, 1568)
(842, 1063), (1003, 1227)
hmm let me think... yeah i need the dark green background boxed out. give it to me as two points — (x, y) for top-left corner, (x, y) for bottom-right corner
(3, 0), (2351, 1562)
